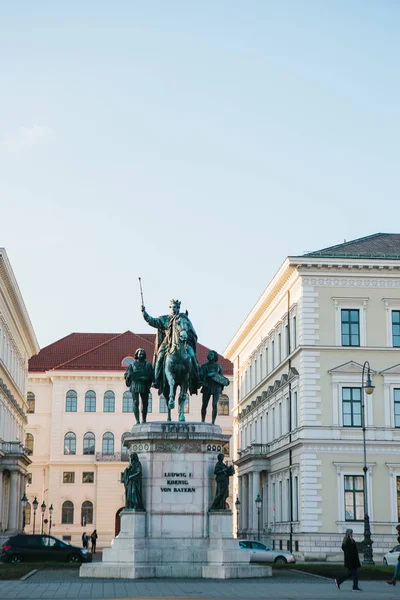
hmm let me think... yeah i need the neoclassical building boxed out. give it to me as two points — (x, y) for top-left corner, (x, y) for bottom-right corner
(0, 249), (39, 542)
(225, 233), (400, 558)
(26, 332), (233, 547)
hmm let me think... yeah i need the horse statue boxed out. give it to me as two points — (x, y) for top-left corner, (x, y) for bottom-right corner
(141, 299), (199, 422)
(164, 314), (194, 421)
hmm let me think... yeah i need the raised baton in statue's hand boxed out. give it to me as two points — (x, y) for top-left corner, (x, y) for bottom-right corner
(138, 277), (145, 309)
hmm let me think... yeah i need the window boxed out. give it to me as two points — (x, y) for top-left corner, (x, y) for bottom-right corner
(293, 316), (297, 349)
(342, 387), (362, 427)
(293, 391), (298, 429)
(62, 501), (74, 524)
(64, 432), (76, 455)
(65, 390), (77, 412)
(278, 333), (282, 363)
(102, 432), (114, 455)
(393, 311), (400, 347)
(279, 480), (283, 521)
(279, 403), (282, 436)
(341, 310), (360, 346)
(265, 347), (268, 375)
(63, 471), (75, 484)
(160, 394), (168, 413)
(83, 432), (95, 455)
(123, 391), (133, 412)
(25, 433), (34, 454)
(85, 390), (96, 412)
(103, 391), (115, 412)
(27, 473), (32, 484)
(272, 407), (275, 439)
(122, 357), (134, 367)
(344, 475), (364, 521)
(254, 358), (257, 385)
(397, 477), (400, 522)
(27, 392), (35, 414)
(25, 502), (31, 525)
(259, 353), (263, 381)
(62, 535), (72, 542)
(218, 394), (229, 416)
(82, 472), (94, 483)
(81, 501), (93, 525)
(265, 412), (269, 443)
(272, 341), (275, 370)
(294, 476), (299, 521)
(285, 324), (289, 356)
(148, 393), (153, 413)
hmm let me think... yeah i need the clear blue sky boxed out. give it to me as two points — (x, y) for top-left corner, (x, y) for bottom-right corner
(1, 1), (399, 354)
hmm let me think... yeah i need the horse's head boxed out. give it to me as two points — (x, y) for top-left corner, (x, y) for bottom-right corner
(179, 330), (188, 343)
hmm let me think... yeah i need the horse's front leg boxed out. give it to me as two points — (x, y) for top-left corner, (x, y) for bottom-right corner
(165, 364), (175, 410)
(178, 387), (187, 422)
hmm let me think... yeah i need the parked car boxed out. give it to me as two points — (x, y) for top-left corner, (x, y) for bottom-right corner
(383, 545), (400, 566)
(239, 540), (296, 564)
(1, 534), (92, 564)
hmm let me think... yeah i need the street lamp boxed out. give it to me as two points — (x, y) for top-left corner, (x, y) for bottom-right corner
(32, 496), (39, 534)
(41, 501), (46, 535)
(235, 497), (241, 537)
(361, 360), (375, 565)
(255, 493), (262, 541)
(49, 504), (54, 535)
(21, 493), (28, 532)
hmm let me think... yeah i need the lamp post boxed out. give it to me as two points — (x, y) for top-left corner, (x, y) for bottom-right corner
(361, 360), (375, 565)
(21, 493), (28, 532)
(255, 493), (262, 541)
(32, 496), (38, 534)
(49, 504), (54, 535)
(235, 497), (241, 538)
(41, 501), (46, 535)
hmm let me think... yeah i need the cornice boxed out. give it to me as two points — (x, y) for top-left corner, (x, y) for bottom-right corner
(224, 259), (297, 359)
(0, 249), (39, 356)
(302, 275), (400, 288)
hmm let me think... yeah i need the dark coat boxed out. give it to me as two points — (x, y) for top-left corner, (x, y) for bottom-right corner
(342, 538), (361, 569)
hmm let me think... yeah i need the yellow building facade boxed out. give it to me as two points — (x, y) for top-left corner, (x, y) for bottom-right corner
(0, 249), (39, 542)
(225, 233), (400, 559)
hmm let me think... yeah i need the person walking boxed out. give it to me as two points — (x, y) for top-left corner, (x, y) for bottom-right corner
(387, 524), (400, 585)
(335, 529), (362, 591)
(90, 529), (98, 553)
(81, 532), (88, 549)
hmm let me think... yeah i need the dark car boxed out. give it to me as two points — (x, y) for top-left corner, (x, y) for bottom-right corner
(1, 534), (92, 564)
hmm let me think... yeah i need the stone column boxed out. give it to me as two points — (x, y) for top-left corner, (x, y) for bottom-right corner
(0, 470), (3, 529)
(8, 470), (19, 531)
(248, 472), (253, 536)
(242, 475), (248, 531)
(252, 471), (260, 533)
(18, 474), (25, 530)
(237, 476), (243, 533)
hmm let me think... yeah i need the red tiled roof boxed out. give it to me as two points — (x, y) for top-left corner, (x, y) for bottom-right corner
(28, 331), (233, 375)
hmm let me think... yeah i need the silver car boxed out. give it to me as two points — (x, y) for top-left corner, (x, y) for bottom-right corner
(383, 544), (400, 566)
(239, 540), (296, 564)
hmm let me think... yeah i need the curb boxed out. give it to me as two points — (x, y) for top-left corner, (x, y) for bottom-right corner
(292, 568), (332, 581)
(20, 569), (38, 581)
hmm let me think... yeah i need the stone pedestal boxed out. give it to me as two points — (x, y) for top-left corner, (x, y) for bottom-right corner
(80, 422), (271, 579)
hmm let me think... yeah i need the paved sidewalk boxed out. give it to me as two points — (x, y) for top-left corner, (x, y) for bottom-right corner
(0, 570), (398, 600)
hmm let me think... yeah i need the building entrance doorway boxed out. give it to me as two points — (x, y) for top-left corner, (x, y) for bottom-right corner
(115, 507), (124, 537)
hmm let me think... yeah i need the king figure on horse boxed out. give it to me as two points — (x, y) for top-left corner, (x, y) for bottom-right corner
(141, 299), (200, 421)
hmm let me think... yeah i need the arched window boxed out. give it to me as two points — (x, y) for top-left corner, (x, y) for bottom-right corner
(25, 501), (31, 525)
(85, 390), (96, 412)
(25, 433), (34, 454)
(218, 394), (229, 416)
(27, 392), (35, 414)
(103, 391), (115, 413)
(122, 391), (133, 412)
(81, 501), (93, 525)
(66, 390), (77, 412)
(64, 432), (76, 455)
(102, 432), (114, 455)
(83, 432), (95, 455)
(121, 432), (130, 459)
(122, 357), (134, 367)
(62, 501), (74, 524)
